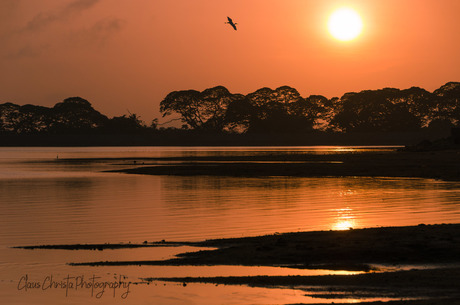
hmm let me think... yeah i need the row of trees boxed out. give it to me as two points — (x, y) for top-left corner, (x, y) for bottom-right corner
(0, 97), (148, 134)
(160, 82), (460, 133)
(1, 82), (459, 135)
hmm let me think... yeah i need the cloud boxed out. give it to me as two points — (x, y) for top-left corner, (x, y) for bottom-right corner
(65, 0), (100, 12)
(0, 0), (20, 19)
(0, 0), (22, 37)
(2, 0), (124, 62)
(91, 18), (125, 37)
(25, 0), (100, 32)
(8, 17), (125, 59)
(6, 44), (49, 60)
(73, 17), (126, 46)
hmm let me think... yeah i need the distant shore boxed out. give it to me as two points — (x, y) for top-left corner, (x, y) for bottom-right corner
(110, 149), (460, 181)
(0, 130), (450, 146)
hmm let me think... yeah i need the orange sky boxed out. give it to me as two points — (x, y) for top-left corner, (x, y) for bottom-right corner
(1, 0), (459, 123)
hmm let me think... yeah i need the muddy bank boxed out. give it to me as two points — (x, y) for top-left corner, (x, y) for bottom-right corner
(70, 224), (460, 269)
(112, 150), (460, 181)
(148, 267), (460, 289)
(297, 300), (460, 305)
(12, 241), (194, 250)
(46, 224), (460, 304)
(145, 267), (460, 298)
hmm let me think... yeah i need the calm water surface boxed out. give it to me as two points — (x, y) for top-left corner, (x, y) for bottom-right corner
(1, 146), (460, 304)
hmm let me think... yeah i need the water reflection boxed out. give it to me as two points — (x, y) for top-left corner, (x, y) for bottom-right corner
(332, 207), (357, 230)
(2, 174), (460, 245)
(1, 147), (460, 305)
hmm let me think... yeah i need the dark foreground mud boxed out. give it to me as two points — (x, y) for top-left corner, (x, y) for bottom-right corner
(146, 267), (460, 302)
(70, 224), (460, 268)
(17, 224), (460, 304)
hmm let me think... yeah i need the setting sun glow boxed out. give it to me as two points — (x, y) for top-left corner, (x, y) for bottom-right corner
(328, 7), (363, 41)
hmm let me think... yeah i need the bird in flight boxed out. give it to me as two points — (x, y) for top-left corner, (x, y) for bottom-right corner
(225, 16), (237, 31)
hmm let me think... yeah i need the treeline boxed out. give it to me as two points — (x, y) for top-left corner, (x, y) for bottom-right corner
(1, 82), (459, 137)
(0, 97), (149, 134)
(161, 82), (460, 133)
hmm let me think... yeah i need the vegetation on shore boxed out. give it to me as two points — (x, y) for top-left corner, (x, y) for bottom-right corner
(1, 82), (459, 146)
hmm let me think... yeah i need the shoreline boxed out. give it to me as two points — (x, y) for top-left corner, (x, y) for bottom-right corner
(147, 269), (460, 305)
(108, 149), (460, 181)
(67, 223), (460, 268)
(0, 131), (450, 147)
(16, 223), (460, 304)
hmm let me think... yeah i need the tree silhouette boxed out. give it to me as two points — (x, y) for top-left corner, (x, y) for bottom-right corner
(304, 95), (337, 131)
(160, 86), (241, 131)
(104, 113), (146, 133)
(0, 103), (51, 134)
(227, 86), (314, 133)
(1, 82), (459, 137)
(49, 97), (108, 133)
(431, 82), (460, 129)
(331, 88), (421, 132)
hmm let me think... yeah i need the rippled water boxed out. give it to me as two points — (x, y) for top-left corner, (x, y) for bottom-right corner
(1, 146), (460, 304)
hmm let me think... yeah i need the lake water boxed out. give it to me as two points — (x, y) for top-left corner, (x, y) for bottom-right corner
(1, 146), (460, 304)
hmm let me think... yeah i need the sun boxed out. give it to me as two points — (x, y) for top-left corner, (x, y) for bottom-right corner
(328, 7), (363, 41)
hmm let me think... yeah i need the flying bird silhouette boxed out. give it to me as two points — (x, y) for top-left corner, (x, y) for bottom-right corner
(225, 16), (237, 31)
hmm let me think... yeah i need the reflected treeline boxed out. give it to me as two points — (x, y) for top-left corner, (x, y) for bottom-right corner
(1, 82), (459, 138)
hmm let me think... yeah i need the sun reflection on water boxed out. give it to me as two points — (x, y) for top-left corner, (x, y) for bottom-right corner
(332, 207), (357, 230)
(333, 147), (357, 152)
